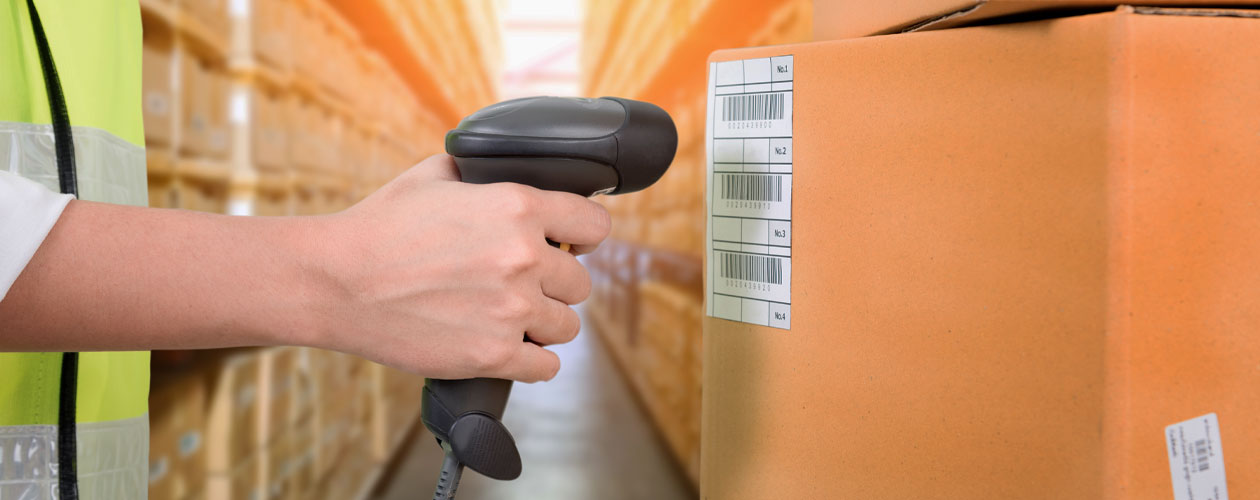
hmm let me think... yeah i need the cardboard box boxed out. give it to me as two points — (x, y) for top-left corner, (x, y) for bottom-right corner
(205, 353), (261, 474)
(256, 347), (299, 448)
(252, 89), (288, 170)
(284, 96), (312, 170)
(291, 1), (323, 81)
(177, 56), (228, 159)
(252, 0), (292, 69)
(142, 44), (175, 146)
(705, 8), (1260, 499)
(206, 453), (261, 500)
(254, 168), (293, 217)
(184, 0), (229, 40)
(178, 177), (229, 214)
(814, 0), (1260, 39)
(368, 363), (423, 461)
(289, 348), (317, 422)
(149, 372), (206, 500)
(180, 54), (210, 156)
(206, 71), (231, 160)
(287, 416), (317, 500)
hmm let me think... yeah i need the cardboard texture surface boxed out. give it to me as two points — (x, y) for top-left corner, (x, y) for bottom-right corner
(813, 0), (1260, 39)
(705, 8), (1260, 499)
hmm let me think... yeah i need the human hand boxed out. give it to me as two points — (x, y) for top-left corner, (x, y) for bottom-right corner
(304, 154), (611, 382)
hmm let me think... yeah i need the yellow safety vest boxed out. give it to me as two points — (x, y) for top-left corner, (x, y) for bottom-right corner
(1, 0), (150, 498)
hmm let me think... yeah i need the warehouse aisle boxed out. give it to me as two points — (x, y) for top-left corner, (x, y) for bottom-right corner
(372, 309), (696, 500)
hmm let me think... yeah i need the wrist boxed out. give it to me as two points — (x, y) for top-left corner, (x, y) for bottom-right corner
(259, 214), (349, 350)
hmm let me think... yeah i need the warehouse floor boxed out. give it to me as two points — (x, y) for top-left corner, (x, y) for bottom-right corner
(372, 310), (696, 500)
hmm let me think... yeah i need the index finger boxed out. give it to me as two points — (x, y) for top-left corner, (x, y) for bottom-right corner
(533, 190), (612, 246)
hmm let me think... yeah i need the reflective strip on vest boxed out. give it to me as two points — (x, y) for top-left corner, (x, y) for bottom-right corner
(0, 415), (148, 499)
(0, 122), (147, 206)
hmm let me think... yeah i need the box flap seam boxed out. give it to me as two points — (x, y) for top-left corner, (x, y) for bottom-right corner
(900, 1), (987, 33)
(1133, 6), (1260, 19)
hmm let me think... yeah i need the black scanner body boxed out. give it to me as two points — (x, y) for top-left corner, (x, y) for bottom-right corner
(422, 96), (677, 482)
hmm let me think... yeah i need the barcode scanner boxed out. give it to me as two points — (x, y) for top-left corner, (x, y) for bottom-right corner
(422, 96), (677, 500)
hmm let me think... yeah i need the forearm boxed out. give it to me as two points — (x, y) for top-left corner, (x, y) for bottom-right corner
(0, 155), (610, 382)
(0, 200), (333, 351)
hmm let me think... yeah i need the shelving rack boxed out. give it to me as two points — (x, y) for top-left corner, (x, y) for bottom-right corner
(138, 1), (501, 498)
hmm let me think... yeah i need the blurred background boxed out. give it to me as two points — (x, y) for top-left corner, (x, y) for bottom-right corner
(140, 0), (810, 498)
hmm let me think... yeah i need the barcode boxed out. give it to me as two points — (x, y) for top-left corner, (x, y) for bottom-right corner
(719, 252), (784, 285)
(722, 174), (783, 202)
(1194, 439), (1210, 472)
(722, 93), (784, 122)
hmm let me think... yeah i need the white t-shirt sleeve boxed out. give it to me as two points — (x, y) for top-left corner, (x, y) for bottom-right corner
(0, 170), (74, 300)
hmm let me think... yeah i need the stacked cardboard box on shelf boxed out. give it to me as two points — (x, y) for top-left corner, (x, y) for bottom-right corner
(580, 0), (812, 484)
(149, 373), (207, 500)
(139, 0), (502, 497)
(141, 0), (481, 218)
(142, 23), (178, 208)
(367, 363), (425, 462)
(150, 346), (426, 500)
(703, 2), (1260, 499)
(204, 353), (263, 500)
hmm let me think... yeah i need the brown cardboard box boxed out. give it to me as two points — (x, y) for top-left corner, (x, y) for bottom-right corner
(291, 1), (323, 81)
(180, 54), (210, 156)
(254, 168), (292, 217)
(705, 7), (1260, 499)
(289, 348), (317, 423)
(177, 57), (228, 160)
(184, 0), (229, 40)
(149, 372), (206, 500)
(256, 347), (299, 448)
(252, 0), (292, 69)
(261, 430), (293, 500)
(142, 44), (175, 146)
(178, 176), (229, 214)
(252, 89), (288, 170)
(206, 71), (231, 160)
(205, 353), (261, 474)
(287, 416), (317, 499)
(206, 453), (261, 500)
(814, 0), (1260, 39)
(284, 96), (314, 171)
(147, 152), (177, 208)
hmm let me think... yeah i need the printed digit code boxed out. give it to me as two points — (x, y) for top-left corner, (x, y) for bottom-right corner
(722, 93), (785, 122)
(719, 252), (784, 285)
(1194, 439), (1210, 472)
(721, 174), (784, 202)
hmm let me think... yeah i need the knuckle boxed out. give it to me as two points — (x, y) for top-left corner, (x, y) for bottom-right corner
(495, 184), (535, 218)
(473, 340), (515, 373)
(497, 292), (533, 322)
(497, 244), (541, 275)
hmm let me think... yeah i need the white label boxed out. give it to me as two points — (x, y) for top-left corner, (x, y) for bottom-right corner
(149, 456), (170, 483)
(706, 55), (793, 329)
(179, 431), (202, 457)
(145, 93), (170, 115)
(1166, 413), (1229, 500)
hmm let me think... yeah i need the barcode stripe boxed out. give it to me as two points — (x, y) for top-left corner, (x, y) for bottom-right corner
(722, 93), (785, 122)
(718, 252), (784, 285)
(721, 174), (783, 202)
(1194, 439), (1211, 472)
